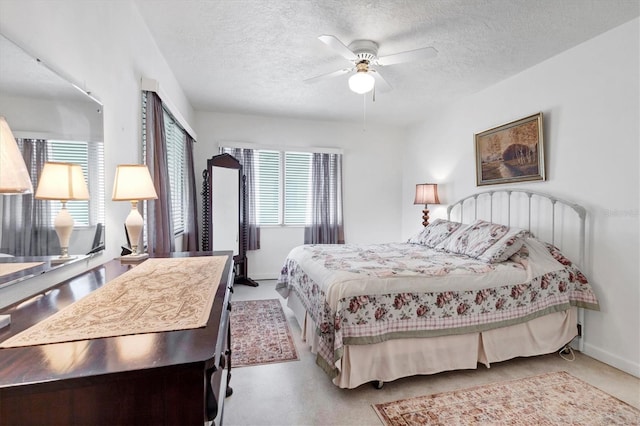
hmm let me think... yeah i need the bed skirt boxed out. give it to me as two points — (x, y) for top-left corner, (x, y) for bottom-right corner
(286, 293), (578, 389)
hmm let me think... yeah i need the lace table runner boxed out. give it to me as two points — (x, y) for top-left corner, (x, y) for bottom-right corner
(0, 262), (44, 277)
(0, 256), (227, 348)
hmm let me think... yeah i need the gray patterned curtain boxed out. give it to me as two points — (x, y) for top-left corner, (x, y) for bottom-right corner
(220, 147), (260, 250)
(144, 91), (175, 254)
(304, 152), (344, 244)
(0, 139), (54, 256)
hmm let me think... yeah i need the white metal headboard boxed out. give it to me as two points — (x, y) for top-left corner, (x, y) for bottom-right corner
(447, 189), (587, 269)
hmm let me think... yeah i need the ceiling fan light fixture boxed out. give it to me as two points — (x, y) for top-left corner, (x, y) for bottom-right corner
(348, 71), (375, 94)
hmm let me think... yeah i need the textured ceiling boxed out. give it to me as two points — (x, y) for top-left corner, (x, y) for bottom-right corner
(134, 0), (639, 127)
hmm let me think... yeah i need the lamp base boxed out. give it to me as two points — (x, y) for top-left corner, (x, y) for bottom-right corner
(118, 253), (149, 264)
(422, 208), (431, 227)
(50, 256), (77, 265)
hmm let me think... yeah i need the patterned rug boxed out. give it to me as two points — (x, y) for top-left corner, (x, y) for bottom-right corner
(373, 371), (640, 425)
(231, 299), (299, 367)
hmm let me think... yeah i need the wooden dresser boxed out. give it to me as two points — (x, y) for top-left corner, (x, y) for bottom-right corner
(0, 252), (234, 426)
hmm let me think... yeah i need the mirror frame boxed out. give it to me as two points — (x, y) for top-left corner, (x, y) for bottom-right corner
(202, 153), (258, 286)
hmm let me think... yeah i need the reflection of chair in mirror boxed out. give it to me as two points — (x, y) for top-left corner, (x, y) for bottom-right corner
(202, 153), (258, 287)
(86, 223), (104, 255)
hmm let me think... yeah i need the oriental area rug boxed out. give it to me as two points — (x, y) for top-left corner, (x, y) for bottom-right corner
(373, 371), (640, 426)
(0, 256), (226, 348)
(231, 299), (299, 367)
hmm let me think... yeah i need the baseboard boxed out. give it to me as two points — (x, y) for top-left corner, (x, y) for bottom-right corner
(583, 342), (640, 378)
(248, 273), (278, 281)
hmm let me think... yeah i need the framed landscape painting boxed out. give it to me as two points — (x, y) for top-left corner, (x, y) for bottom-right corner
(475, 113), (545, 186)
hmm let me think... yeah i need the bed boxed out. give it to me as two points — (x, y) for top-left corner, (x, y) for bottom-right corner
(276, 190), (600, 389)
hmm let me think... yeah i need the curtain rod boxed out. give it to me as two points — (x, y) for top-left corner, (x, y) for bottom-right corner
(141, 77), (197, 140)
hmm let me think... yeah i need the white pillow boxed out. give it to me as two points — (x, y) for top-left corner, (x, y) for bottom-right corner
(477, 228), (532, 263)
(435, 219), (509, 257)
(407, 219), (463, 248)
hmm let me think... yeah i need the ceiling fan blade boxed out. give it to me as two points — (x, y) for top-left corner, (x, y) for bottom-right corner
(318, 35), (358, 61)
(377, 46), (438, 66)
(371, 69), (392, 92)
(303, 67), (352, 84)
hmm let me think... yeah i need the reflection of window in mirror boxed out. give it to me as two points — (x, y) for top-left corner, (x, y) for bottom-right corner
(0, 138), (105, 256)
(0, 33), (105, 259)
(45, 140), (105, 228)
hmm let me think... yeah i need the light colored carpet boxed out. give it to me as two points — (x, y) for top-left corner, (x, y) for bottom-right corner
(373, 371), (640, 425)
(231, 299), (299, 367)
(0, 256), (226, 348)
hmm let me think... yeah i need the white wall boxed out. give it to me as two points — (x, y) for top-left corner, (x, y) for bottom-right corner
(0, 94), (103, 142)
(402, 19), (640, 377)
(194, 112), (405, 279)
(0, 0), (193, 307)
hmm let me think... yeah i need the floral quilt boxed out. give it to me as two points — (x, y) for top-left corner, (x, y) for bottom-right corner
(276, 239), (599, 378)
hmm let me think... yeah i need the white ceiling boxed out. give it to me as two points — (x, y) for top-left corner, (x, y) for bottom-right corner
(134, 0), (639, 127)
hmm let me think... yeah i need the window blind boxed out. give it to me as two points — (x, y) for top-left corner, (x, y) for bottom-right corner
(254, 150), (280, 225)
(163, 110), (186, 235)
(222, 147), (315, 226)
(29, 139), (104, 227)
(141, 90), (187, 237)
(284, 152), (311, 225)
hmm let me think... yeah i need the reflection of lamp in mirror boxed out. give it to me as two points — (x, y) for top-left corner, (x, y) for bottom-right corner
(35, 162), (90, 263)
(0, 116), (33, 194)
(414, 183), (440, 227)
(112, 164), (157, 262)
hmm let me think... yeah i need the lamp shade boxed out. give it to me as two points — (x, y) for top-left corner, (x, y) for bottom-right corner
(112, 164), (158, 201)
(0, 116), (33, 194)
(35, 162), (89, 200)
(348, 71), (375, 94)
(414, 183), (440, 205)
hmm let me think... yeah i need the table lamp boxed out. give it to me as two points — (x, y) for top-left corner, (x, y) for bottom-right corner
(112, 164), (158, 261)
(35, 162), (90, 263)
(0, 116), (33, 194)
(414, 183), (440, 227)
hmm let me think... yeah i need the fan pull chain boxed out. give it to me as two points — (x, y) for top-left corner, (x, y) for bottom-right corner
(362, 93), (367, 131)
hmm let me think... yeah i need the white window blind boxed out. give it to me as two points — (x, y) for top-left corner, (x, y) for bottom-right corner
(163, 109), (186, 235)
(284, 152), (311, 225)
(254, 150), (280, 225)
(223, 147), (313, 226)
(142, 90), (187, 237)
(25, 139), (104, 227)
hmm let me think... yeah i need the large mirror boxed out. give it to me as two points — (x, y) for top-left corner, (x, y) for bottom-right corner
(202, 153), (258, 287)
(0, 33), (105, 266)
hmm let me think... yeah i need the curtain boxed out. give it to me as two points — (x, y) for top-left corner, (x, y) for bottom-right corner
(304, 152), (344, 244)
(221, 147), (260, 250)
(182, 133), (199, 251)
(0, 139), (55, 256)
(144, 91), (175, 254)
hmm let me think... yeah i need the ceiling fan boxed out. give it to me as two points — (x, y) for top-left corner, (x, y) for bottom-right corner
(305, 35), (438, 95)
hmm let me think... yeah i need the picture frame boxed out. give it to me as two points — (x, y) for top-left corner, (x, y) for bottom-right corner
(475, 113), (545, 186)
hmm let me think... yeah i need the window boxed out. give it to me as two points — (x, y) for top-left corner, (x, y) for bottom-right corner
(283, 152), (312, 225)
(141, 92), (186, 236)
(163, 110), (186, 235)
(222, 148), (312, 226)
